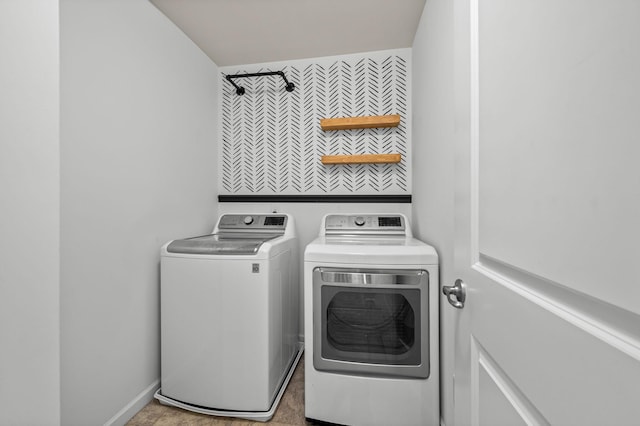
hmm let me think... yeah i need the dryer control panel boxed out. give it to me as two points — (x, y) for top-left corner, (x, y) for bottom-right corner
(324, 214), (406, 235)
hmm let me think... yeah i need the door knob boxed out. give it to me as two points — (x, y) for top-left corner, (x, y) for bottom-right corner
(443, 279), (466, 309)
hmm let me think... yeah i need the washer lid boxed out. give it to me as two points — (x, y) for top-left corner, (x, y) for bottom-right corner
(166, 233), (278, 255)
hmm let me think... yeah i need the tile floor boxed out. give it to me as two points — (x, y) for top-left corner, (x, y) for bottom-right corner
(127, 357), (314, 426)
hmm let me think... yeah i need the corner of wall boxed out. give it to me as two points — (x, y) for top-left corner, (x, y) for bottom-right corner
(60, 0), (220, 424)
(411, 0), (455, 425)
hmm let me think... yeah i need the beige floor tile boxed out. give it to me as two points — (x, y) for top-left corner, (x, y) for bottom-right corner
(127, 357), (313, 426)
(127, 400), (167, 425)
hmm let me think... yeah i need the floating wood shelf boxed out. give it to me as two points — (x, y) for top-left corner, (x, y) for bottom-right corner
(321, 153), (402, 165)
(320, 114), (401, 131)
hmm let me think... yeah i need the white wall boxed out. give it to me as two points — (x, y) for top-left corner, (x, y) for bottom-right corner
(411, 0), (455, 425)
(60, 1), (219, 424)
(0, 1), (61, 424)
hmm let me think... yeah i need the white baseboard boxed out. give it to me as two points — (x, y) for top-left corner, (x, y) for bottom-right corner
(104, 379), (160, 426)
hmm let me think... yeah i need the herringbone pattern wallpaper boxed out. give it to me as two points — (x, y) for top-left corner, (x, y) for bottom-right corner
(220, 50), (411, 195)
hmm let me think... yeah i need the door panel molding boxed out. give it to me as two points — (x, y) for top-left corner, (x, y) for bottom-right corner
(470, 337), (549, 426)
(473, 0), (640, 315)
(469, 0), (640, 363)
(474, 255), (640, 363)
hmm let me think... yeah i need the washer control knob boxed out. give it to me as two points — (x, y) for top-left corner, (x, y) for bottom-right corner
(243, 216), (254, 225)
(354, 216), (365, 227)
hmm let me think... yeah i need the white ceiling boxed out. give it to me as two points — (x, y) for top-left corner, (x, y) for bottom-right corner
(150, 0), (426, 67)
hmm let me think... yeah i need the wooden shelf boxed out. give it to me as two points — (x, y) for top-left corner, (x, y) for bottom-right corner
(320, 114), (400, 131)
(321, 153), (402, 165)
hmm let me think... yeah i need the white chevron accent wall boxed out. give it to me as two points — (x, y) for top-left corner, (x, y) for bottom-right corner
(219, 49), (411, 195)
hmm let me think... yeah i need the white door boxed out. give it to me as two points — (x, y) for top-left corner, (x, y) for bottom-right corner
(448, 1), (640, 425)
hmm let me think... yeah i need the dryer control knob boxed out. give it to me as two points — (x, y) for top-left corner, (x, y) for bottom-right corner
(354, 216), (365, 226)
(243, 216), (254, 225)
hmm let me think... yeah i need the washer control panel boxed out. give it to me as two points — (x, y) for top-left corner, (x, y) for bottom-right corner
(218, 214), (287, 230)
(324, 214), (406, 234)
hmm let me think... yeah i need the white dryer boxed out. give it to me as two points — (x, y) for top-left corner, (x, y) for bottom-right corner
(155, 214), (302, 422)
(304, 213), (439, 426)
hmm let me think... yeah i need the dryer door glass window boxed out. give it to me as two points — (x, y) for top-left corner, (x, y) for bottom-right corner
(321, 287), (421, 366)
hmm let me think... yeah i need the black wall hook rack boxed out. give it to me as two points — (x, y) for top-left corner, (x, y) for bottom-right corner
(225, 71), (295, 96)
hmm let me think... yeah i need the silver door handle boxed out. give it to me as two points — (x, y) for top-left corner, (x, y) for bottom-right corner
(443, 279), (466, 309)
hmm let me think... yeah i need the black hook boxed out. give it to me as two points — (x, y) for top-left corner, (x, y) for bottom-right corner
(225, 71), (295, 96)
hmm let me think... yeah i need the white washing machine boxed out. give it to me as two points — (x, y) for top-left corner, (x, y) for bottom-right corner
(304, 213), (439, 426)
(155, 213), (303, 422)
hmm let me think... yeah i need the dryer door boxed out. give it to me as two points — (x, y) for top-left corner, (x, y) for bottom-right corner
(312, 267), (430, 379)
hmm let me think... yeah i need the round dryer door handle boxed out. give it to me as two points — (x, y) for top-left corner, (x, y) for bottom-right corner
(443, 279), (466, 309)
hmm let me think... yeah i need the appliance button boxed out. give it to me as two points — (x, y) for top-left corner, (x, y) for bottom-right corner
(354, 216), (365, 226)
(244, 216), (254, 225)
